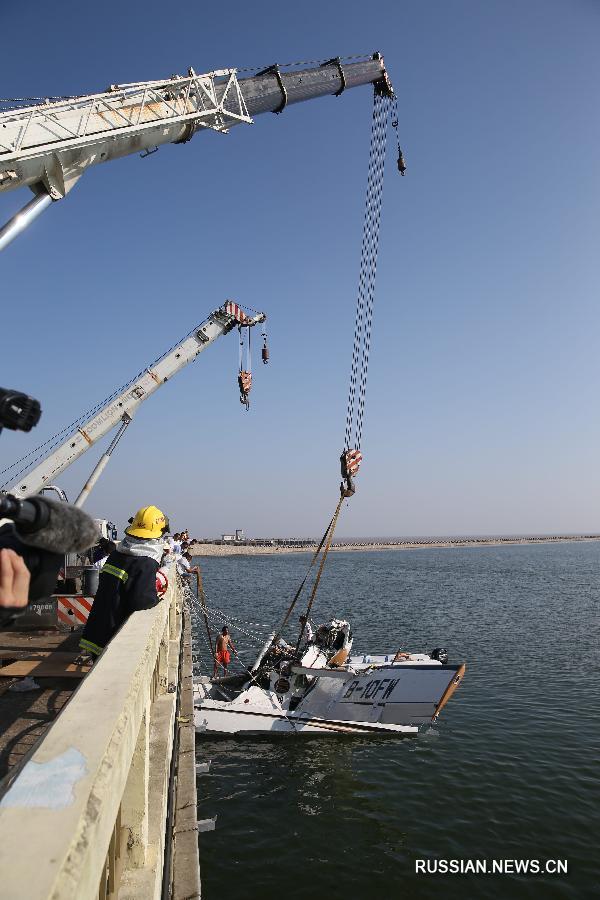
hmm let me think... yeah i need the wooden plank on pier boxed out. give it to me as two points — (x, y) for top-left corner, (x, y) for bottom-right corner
(0, 660), (90, 678)
(0, 651), (81, 663)
(0, 630), (84, 780)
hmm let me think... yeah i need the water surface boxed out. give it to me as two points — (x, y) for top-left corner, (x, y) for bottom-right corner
(193, 543), (599, 899)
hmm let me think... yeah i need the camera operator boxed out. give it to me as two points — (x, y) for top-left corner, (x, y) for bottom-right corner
(0, 388), (99, 625)
(0, 548), (30, 609)
(0, 494), (99, 627)
(0, 387), (41, 435)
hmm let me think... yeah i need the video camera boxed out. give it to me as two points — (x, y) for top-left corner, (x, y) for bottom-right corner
(0, 388), (41, 434)
(0, 385), (45, 620)
(0, 388), (99, 624)
(0, 494), (100, 625)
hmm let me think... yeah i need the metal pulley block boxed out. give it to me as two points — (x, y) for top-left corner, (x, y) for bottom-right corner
(238, 371), (252, 409)
(340, 448), (362, 497)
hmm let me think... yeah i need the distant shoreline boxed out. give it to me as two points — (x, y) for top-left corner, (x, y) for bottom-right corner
(189, 534), (600, 557)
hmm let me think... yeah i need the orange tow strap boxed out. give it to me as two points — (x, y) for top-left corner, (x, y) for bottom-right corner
(295, 494), (345, 653)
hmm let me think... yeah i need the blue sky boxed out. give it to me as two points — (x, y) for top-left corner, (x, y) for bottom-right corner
(2, 0), (599, 537)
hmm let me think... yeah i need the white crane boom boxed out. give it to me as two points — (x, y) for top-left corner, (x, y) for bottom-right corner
(0, 56), (392, 250)
(7, 302), (265, 500)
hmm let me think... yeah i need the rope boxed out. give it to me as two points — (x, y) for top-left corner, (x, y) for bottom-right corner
(272, 505), (340, 642)
(295, 494), (344, 654)
(195, 570), (214, 657)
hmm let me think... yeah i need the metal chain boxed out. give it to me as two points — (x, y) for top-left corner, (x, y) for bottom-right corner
(344, 93), (391, 453)
(355, 96), (388, 450)
(344, 98), (381, 450)
(184, 573), (272, 643)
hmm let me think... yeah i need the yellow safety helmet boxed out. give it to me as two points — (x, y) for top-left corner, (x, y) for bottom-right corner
(125, 505), (168, 539)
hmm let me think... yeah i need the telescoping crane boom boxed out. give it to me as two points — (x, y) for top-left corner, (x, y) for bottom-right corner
(4, 302), (266, 503)
(0, 54), (394, 250)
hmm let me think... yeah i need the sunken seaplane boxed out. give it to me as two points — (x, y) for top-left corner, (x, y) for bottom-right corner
(193, 621), (465, 736)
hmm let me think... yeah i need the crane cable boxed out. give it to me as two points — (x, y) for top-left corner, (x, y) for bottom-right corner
(341, 91), (397, 495)
(294, 90), (404, 642)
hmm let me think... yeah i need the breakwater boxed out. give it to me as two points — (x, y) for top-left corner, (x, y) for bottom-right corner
(189, 534), (600, 556)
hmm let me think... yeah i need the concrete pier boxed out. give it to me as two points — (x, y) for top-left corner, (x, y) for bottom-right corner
(0, 570), (200, 899)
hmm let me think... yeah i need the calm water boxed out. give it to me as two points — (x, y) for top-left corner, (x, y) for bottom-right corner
(192, 544), (599, 899)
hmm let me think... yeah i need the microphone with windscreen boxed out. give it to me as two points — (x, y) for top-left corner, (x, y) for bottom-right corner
(0, 495), (100, 625)
(0, 494), (100, 554)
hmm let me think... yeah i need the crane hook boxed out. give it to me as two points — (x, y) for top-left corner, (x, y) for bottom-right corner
(339, 449), (362, 498)
(390, 101), (406, 176)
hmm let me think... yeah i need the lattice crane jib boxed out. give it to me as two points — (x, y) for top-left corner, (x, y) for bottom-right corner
(0, 68), (252, 200)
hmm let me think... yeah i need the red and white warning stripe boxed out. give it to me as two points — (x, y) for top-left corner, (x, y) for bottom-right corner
(57, 595), (93, 628)
(225, 300), (250, 325)
(345, 449), (363, 476)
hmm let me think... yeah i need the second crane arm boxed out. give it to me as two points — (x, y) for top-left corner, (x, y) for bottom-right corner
(8, 303), (265, 499)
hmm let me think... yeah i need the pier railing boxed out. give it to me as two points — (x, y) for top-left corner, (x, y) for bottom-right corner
(0, 565), (193, 899)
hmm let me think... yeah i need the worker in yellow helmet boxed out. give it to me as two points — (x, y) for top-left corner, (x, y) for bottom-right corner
(77, 506), (169, 663)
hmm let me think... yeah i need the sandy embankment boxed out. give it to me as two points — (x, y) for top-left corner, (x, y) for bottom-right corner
(188, 535), (600, 557)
